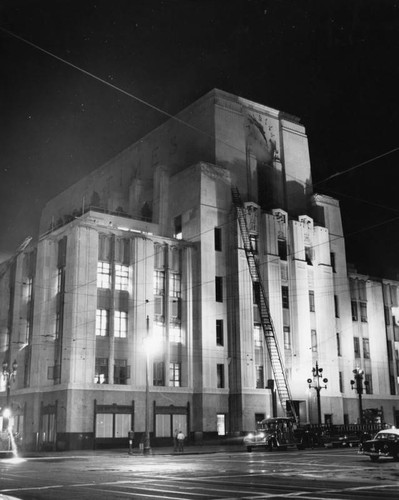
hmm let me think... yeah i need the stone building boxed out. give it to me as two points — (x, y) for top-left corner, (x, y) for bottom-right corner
(1, 89), (398, 450)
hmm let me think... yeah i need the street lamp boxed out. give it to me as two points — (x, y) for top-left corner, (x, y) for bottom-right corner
(307, 361), (328, 425)
(143, 315), (151, 455)
(2, 359), (17, 430)
(350, 368), (368, 424)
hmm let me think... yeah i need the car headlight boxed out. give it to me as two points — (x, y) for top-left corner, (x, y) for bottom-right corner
(247, 433), (254, 439)
(259, 432), (265, 438)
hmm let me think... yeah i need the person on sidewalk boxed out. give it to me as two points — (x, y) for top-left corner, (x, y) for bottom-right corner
(177, 430), (185, 452)
(173, 429), (178, 452)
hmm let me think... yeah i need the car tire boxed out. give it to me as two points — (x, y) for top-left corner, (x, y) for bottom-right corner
(370, 456), (379, 462)
(246, 446), (252, 452)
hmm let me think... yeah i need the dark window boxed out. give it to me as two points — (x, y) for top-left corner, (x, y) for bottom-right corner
(278, 239), (287, 261)
(309, 291), (315, 312)
(114, 359), (130, 384)
(339, 371), (343, 393)
(215, 276), (223, 302)
(305, 246), (313, 265)
(354, 337), (360, 358)
(282, 286), (289, 308)
(58, 236), (67, 267)
(216, 319), (224, 346)
(384, 306), (391, 325)
(174, 215), (182, 240)
(365, 374), (373, 394)
(256, 366), (264, 389)
(217, 364), (225, 388)
(334, 295), (340, 318)
(351, 301), (358, 321)
(330, 252), (336, 272)
(154, 361), (165, 386)
(214, 227), (222, 251)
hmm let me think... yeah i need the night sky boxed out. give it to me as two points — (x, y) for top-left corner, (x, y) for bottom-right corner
(1, 0), (399, 278)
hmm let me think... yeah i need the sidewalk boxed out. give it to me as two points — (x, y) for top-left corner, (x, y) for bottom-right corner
(15, 438), (246, 459)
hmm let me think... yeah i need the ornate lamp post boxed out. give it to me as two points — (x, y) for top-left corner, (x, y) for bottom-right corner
(2, 359), (18, 430)
(307, 361), (328, 425)
(350, 368), (368, 424)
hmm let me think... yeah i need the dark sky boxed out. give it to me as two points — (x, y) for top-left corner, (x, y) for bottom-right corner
(1, 0), (399, 278)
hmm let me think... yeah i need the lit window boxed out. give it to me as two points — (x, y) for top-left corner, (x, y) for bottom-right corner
(169, 273), (181, 298)
(363, 338), (370, 359)
(254, 324), (262, 348)
(311, 329), (317, 352)
(57, 268), (64, 293)
(115, 264), (129, 291)
(284, 326), (291, 349)
(95, 358), (108, 384)
(96, 309), (109, 336)
(169, 323), (182, 343)
(154, 270), (165, 295)
(360, 302), (368, 322)
(97, 261), (111, 289)
(114, 311), (127, 338)
(169, 362), (181, 387)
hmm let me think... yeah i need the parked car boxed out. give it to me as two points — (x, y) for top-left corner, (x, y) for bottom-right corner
(244, 417), (298, 452)
(359, 428), (399, 461)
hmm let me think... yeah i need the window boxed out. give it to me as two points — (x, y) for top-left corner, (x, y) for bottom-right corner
(354, 336), (360, 358)
(305, 246), (313, 265)
(96, 309), (109, 336)
(336, 332), (341, 356)
(55, 312), (61, 340)
(154, 361), (165, 386)
(215, 276), (223, 302)
(360, 302), (368, 322)
(351, 301), (358, 321)
(216, 319), (224, 346)
(214, 227), (222, 251)
(254, 324), (262, 348)
(174, 215), (182, 240)
(330, 252), (336, 273)
(278, 239), (287, 261)
(115, 264), (129, 291)
(97, 261), (111, 289)
(309, 291), (315, 312)
(334, 295), (340, 318)
(154, 270), (165, 295)
(169, 362), (181, 387)
(154, 243), (165, 269)
(384, 306), (391, 325)
(284, 326), (291, 349)
(95, 358), (108, 384)
(250, 235), (258, 254)
(339, 371), (343, 393)
(311, 329), (317, 352)
(169, 273), (181, 298)
(114, 359), (130, 384)
(170, 298), (181, 320)
(365, 374), (373, 394)
(57, 268), (64, 293)
(114, 311), (127, 338)
(282, 286), (289, 309)
(256, 366), (264, 389)
(217, 364), (225, 388)
(169, 323), (182, 343)
(363, 338), (370, 359)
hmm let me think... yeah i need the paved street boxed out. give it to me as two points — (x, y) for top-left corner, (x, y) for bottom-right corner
(1, 446), (399, 499)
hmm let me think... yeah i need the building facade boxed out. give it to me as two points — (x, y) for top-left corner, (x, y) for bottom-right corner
(1, 89), (398, 450)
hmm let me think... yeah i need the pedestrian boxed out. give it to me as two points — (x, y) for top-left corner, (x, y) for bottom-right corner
(173, 429), (178, 452)
(177, 430), (185, 452)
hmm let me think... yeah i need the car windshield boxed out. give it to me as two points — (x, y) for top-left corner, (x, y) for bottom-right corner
(375, 433), (398, 441)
